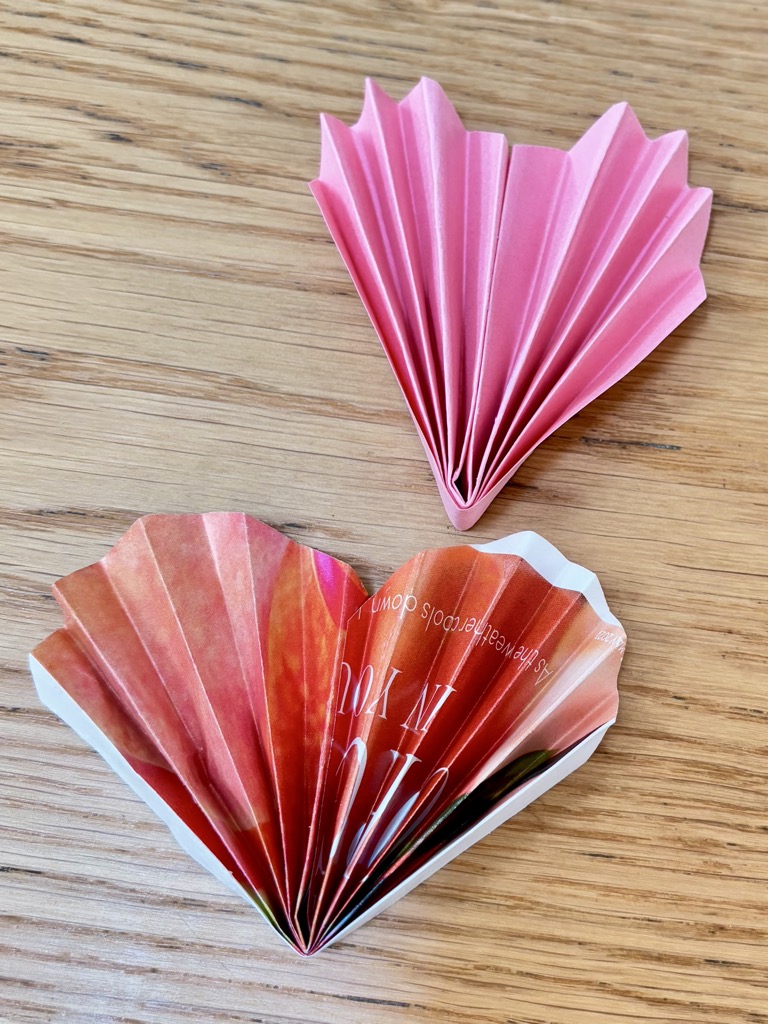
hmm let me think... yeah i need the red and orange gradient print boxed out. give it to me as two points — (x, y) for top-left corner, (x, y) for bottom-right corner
(32, 513), (624, 953)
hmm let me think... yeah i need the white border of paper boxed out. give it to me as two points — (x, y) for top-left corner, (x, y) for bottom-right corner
(472, 532), (620, 627)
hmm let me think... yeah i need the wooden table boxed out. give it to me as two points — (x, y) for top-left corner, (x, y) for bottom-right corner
(1, 2), (765, 1022)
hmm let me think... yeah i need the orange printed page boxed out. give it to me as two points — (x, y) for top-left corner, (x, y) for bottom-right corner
(31, 513), (624, 954)
(305, 544), (621, 941)
(33, 513), (367, 950)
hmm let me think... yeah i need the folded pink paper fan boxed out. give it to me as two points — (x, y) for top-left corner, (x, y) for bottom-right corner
(29, 513), (625, 955)
(310, 78), (713, 530)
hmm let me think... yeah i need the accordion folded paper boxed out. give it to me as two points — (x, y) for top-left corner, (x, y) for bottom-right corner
(311, 78), (713, 530)
(30, 513), (626, 954)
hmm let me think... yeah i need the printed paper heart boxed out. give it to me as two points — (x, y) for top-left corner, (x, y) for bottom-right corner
(311, 78), (712, 529)
(30, 513), (625, 954)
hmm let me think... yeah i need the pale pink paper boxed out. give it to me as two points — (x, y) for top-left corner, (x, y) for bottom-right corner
(311, 78), (713, 530)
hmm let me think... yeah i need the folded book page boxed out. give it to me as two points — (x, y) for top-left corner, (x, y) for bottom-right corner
(31, 513), (625, 954)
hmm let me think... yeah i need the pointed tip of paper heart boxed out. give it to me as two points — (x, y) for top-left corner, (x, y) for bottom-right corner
(446, 508), (479, 532)
(439, 490), (492, 532)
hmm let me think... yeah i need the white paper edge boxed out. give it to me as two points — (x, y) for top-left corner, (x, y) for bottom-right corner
(472, 531), (621, 628)
(28, 653), (297, 953)
(324, 719), (613, 948)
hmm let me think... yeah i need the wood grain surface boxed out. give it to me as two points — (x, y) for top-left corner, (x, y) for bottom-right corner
(1, 2), (766, 1022)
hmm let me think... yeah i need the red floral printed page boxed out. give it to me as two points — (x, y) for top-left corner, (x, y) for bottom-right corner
(30, 513), (624, 954)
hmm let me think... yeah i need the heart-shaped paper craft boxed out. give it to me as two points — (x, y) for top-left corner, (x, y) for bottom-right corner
(30, 513), (625, 954)
(311, 78), (712, 529)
